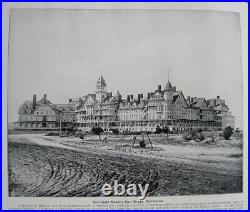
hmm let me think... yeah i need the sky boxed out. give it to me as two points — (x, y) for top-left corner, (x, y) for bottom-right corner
(8, 9), (243, 128)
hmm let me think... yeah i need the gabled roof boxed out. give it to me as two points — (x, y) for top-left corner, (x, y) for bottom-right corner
(213, 103), (229, 112)
(81, 94), (96, 105)
(115, 90), (121, 98)
(102, 95), (118, 104)
(191, 97), (208, 109)
(153, 90), (164, 97)
(172, 91), (188, 107)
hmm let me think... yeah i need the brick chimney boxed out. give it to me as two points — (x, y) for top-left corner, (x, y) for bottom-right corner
(187, 96), (190, 102)
(32, 94), (36, 111)
(157, 85), (161, 92)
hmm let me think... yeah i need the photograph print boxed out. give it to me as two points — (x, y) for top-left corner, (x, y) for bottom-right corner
(7, 8), (243, 199)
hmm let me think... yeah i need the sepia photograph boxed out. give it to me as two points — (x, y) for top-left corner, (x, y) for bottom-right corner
(3, 2), (248, 210)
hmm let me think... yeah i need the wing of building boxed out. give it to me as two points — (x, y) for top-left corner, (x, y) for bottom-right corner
(14, 94), (76, 130)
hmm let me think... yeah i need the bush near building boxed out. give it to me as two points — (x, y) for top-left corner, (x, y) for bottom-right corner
(91, 127), (104, 140)
(112, 128), (119, 135)
(223, 126), (234, 140)
(155, 126), (170, 134)
(183, 129), (205, 142)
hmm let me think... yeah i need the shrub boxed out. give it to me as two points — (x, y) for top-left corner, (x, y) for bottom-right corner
(197, 133), (205, 141)
(223, 126), (233, 140)
(183, 130), (205, 142)
(45, 131), (60, 136)
(155, 126), (162, 134)
(162, 126), (170, 134)
(139, 140), (146, 148)
(112, 128), (119, 135)
(183, 131), (195, 142)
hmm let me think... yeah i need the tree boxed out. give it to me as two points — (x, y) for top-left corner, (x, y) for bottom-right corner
(197, 128), (205, 141)
(223, 126), (233, 140)
(162, 126), (169, 140)
(112, 128), (119, 135)
(155, 126), (162, 134)
(91, 127), (104, 140)
(162, 126), (169, 134)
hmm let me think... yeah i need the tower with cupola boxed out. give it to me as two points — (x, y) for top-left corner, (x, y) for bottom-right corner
(96, 75), (108, 103)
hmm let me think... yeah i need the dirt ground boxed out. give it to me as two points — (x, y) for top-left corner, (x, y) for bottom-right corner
(8, 133), (243, 197)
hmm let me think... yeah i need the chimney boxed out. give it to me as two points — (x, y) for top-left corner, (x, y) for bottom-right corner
(191, 97), (193, 103)
(43, 94), (47, 103)
(130, 95), (133, 100)
(127, 95), (130, 102)
(217, 96), (220, 99)
(173, 86), (176, 91)
(187, 96), (190, 102)
(151, 92), (154, 97)
(147, 93), (151, 99)
(138, 94), (141, 101)
(69, 98), (72, 103)
(32, 94), (36, 111)
(157, 85), (161, 92)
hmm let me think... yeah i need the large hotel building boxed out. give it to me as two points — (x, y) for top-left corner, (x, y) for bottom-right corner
(71, 76), (235, 132)
(14, 76), (235, 132)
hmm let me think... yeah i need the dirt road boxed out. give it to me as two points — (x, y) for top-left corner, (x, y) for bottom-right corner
(8, 134), (243, 197)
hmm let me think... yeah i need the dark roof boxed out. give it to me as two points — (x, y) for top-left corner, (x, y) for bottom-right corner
(53, 104), (76, 112)
(37, 97), (52, 105)
(18, 101), (33, 114)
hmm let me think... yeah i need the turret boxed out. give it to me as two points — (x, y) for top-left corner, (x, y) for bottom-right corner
(163, 80), (174, 100)
(95, 75), (108, 102)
